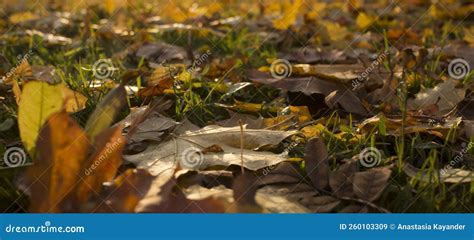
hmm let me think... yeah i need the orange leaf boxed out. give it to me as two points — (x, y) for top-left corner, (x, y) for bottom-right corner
(22, 112), (90, 213)
(75, 124), (126, 206)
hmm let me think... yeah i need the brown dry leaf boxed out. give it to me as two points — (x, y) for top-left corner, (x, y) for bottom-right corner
(301, 195), (341, 213)
(136, 177), (227, 213)
(135, 42), (188, 65)
(259, 162), (304, 186)
(232, 172), (263, 213)
(216, 111), (265, 129)
(408, 79), (466, 116)
(357, 113), (462, 139)
(255, 186), (312, 213)
(3, 59), (32, 84)
(340, 204), (369, 213)
(325, 89), (368, 116)
(124, 124), (297, 175)
(353, 167), (392, 202)
(138, 69), (175, 97)
(247, 70), (344, 96)
(96, 169), (155, 212)
(75, 125), (126, 205)
(278, 48), (351, 64)
(329, 160), (359, 197)
(304, 138), (330, 190)
(20, 112), (90, 213)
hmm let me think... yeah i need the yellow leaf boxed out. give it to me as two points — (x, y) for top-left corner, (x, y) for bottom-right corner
(273, 0), (303, 30)
(234, 100), (264, 113)
(356, 12), (375, 30)
(464, 26), (474, 47)
(301, 123), (325, 138)
(18, 82), (65, 155)
(306, 2), (327, 20)
(289, 106), (311, 124)
(12, 80), (22, 104)
(61, 86), (88, 113)
(8, 12), (38, 24)
(321, 21), (350, 42)
(104, 0), (116, 14)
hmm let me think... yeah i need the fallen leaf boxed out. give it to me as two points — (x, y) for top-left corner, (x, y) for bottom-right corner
(135, 42), (188, 65)
(272, 0), (303, 30)
(408, 79), (465, 116)
(85, 84), (127, 139)
(20, 112), (90, 212)
(329, 160), (359, 197)
(304, 138), (330, 190)
(124, 125), (297, 176)
(18, 81), (65, 154)
(353, 167), (392, 202)
(75, 125), (126, 205)
(96, 169), (155, 212)
(325, 89), (368, 115)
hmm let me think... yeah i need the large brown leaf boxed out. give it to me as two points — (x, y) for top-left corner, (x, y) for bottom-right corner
(75, 125), (126, 205)
(353, 167), (391, 202)
(304, 138), (330, 190)
(21, 112), (90, 212)
(95, 169), (155, 212)
(329, 160), (359, 197)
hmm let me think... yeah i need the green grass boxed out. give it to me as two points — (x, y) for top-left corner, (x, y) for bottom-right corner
(0, 2), (473, 213)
